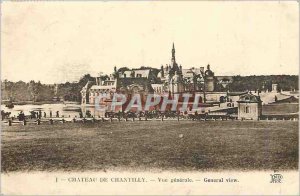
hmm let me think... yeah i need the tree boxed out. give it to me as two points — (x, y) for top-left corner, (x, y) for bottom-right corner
(28, 81), (40, 102)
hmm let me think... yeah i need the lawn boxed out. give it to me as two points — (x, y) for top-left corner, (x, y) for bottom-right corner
(1, 120), (298, 172)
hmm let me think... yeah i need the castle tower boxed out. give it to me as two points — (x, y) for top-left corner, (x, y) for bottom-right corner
(204, 64), (215, 92)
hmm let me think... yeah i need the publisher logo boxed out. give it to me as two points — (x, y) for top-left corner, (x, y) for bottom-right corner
(270, 174), (283, 183)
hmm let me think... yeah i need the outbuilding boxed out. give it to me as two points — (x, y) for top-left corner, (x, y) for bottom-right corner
(237, 93), (262, 120)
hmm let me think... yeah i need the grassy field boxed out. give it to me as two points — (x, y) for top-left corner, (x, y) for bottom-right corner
(1, 120), (298, 172)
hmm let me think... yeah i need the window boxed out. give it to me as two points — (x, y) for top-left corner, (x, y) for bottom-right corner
(245, 106), (250, 113)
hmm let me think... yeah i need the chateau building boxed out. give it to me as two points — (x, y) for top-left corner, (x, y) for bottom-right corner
(77, 43), (299, 121)
(81, 43), (232, 106)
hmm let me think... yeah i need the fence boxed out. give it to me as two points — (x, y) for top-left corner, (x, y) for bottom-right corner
(2, 114), (299, 126)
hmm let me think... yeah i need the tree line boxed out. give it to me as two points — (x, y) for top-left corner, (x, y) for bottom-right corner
(1, 74), (94, 103)
(227, 75), (298, 92)
(1, 74), (298, 103)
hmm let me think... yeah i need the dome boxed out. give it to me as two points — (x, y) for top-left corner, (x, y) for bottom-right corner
(205, 69), (214, 77)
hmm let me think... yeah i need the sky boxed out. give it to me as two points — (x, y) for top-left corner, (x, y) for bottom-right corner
(1, 1), (299, 84)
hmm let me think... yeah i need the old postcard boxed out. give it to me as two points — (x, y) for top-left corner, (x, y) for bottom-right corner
(1, 1), (299, 195)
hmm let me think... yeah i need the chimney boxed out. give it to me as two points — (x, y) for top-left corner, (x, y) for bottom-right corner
(161, 65), (164, 77)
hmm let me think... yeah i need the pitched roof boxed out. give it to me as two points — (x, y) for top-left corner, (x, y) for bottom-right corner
(237, 93), (262, 103)
(122, 69), (150, 78)
(182, 68), (202, 78)
(118, 78), (154, 92)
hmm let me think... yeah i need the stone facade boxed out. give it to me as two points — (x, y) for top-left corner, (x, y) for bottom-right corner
(237, 94), (262, 120)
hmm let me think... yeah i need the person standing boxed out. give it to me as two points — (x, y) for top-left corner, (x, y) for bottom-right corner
(19, 111), (25, 121)
(50, 111), (52, 118)
(1, 110), (5, 121)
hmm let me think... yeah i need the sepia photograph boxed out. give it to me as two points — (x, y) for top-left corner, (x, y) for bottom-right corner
(1, 1), (299, 195)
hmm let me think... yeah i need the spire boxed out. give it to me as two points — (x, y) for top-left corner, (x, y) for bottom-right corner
(171, 42), (176, 62)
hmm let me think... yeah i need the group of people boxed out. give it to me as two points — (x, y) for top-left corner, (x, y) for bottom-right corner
(17, 110), (61, 121)
(4, 109), (96, 121)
